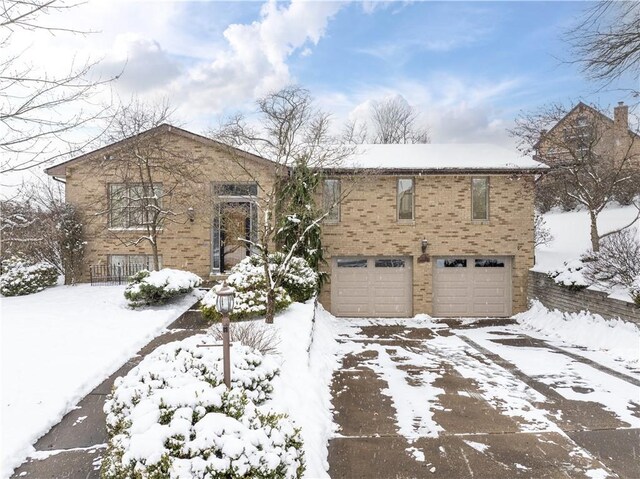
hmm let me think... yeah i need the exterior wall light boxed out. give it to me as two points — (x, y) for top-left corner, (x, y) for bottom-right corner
(418, 239), (431, 263)
(187, 207), (195, 223)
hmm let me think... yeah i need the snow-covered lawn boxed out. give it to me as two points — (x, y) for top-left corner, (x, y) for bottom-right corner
(536, 203), (640, 273)
(536, 203), (640, 302)
(270, 303), (341, 478)
(0, 284), (200, 479)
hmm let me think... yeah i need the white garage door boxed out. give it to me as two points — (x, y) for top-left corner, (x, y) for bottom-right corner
(331, 257), (412, 317)
(433, 257), (512, 317)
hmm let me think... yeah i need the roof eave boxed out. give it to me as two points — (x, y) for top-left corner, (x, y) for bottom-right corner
(322, 167), (549, 175)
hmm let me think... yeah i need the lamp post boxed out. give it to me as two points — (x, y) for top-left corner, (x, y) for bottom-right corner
(216, 281), (235, 388)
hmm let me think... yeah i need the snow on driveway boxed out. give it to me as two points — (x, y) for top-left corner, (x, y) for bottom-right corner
(327, 309), (640, 478)
(0, 284), (199, 479)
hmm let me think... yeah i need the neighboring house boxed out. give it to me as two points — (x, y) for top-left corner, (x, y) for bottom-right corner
(536, 101), (639, 164)
(534, 101), (640, 209)
(46, 125), (547, 318)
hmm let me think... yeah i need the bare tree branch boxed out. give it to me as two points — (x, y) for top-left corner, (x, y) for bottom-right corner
(566, 1), (640, 89)
(0, 0), (115, 174)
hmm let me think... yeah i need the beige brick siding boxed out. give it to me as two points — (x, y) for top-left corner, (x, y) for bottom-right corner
(63, 129), (536, 317)
(65, 131), (276, 280)
(319, 174), (536, 316)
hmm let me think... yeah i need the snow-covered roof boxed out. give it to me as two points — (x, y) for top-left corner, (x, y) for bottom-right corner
(331, 143), (547, 172)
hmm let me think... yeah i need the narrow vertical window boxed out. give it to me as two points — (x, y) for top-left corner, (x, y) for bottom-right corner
(397, 178), (414, 221)
(471, 177), (489, 221)
(324, 179), (341, 223)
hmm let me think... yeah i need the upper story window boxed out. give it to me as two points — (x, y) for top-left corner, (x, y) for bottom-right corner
(397, 178), (414, 221)
(323, 179), (341, 223)
(109, 183), (163, 229)
(471, 177), (489, 221)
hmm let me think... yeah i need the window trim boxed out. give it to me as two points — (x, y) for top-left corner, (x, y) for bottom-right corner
(108, 254), (162, 269)
(323, 178), (341, 224)
(108, 182), (163, 230)
(397, 177), (415, 223)
(471, 177), (489, 222)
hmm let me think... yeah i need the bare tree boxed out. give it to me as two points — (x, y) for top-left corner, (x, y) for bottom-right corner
(511, 102), (640, 252)
(210, 86), (355, 323)
(0, 0), (114, 174)
(534, 213), (553, 248)
(0, 178), (85, 283)
(567, 1), (640, 88)
(343, 96), (430, 144)
(91, 99), (207, 270)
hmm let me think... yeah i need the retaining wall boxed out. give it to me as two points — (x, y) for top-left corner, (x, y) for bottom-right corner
(528, 271), (640, 324)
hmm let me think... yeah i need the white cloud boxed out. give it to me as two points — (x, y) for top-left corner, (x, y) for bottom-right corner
(174, 0), (344, 116)
(317, 74), (522, 148)
(97, 34), (181, 92)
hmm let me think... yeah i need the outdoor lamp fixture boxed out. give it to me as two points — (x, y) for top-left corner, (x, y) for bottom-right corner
(187, 207), (195, 223)
(216, 281), (235, 388)
(421, 239), (429, 254)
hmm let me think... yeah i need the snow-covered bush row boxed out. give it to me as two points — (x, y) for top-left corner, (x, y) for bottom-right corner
(0, 257), (58, 296)
(102, 335), (305, 479)
(124, 268), (202, 307)
(515, 301), (640, 365)
(201, 254), (318, 322)
(547, 259), (588, 291)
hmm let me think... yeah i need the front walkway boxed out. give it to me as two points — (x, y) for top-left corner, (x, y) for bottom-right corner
(10, 309), (210, 479)
(328, 317), (640, 479)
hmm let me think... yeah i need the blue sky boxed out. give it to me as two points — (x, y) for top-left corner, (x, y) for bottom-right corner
(13, 1), (640, 149)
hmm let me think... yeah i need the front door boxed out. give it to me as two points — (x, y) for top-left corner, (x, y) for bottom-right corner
(212, 183), (258, 273)
(220, 202), (252, 271)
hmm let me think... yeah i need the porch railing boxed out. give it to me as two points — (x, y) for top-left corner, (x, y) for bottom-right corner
(89, 263), (148, 286)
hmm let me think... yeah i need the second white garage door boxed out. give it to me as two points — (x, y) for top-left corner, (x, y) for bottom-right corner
(331, 257), (412, 317)
(433, 257), (512, 317)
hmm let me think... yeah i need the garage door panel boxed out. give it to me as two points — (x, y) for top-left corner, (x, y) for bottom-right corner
(473, 286), (507, 297)
(335, 287), (369, 298)
(434, 257), (511, 318)
(436, 287), (471, 298)
(332, 257), (412, 318)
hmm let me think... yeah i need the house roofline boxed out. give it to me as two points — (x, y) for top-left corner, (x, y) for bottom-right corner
(321, 167), (548, 176)
(44, 123), (278, 178)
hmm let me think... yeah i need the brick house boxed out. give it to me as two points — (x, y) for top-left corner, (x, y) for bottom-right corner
(533, 101), (640, 210)
(536, 101), (639, 164)
(46, 125), (546, 318)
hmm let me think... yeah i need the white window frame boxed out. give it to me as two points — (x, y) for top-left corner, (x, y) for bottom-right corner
(471, 177), (489, 221)
(397, 177), (414, 222)
(108, 183), (163, 230)
(324, 179), (341, 224)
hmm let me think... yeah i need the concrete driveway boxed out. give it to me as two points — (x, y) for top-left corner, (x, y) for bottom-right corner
(328, 317), (640, 479)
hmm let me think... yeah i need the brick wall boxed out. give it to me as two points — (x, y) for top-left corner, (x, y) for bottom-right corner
(528, 271), (640, 324)
(65, 131), (276, 281)
(320, 174), (536, 316)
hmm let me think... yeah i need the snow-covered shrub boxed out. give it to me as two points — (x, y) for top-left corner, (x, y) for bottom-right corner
(124, 268), (202, 307)
(582, 228), (640, 289)
(534, 213), (553, 247)
(201, 255), (313, 322)
(102, 335), (304, 479)
(0, 257), (58, 296)
(547, 259), (588, 291)
(201, 282), (291, 323)
(210, 321), (281, 355)
(269, 253), (318, 303)
(630, 275), (640, 306)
